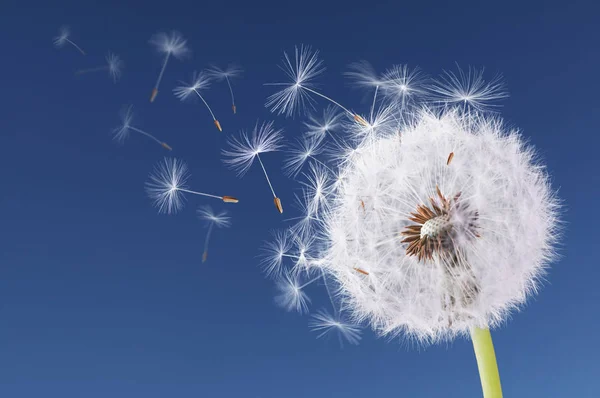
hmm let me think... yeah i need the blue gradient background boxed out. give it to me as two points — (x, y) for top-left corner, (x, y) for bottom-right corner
(1, 0), (598, 397)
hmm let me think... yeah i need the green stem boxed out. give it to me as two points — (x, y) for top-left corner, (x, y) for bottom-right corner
(471, 327), (503, 398)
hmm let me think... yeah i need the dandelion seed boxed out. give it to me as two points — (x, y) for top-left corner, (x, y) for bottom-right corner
(429, 65), (508, 112)
(274, 271), (320, 314)
(283, 135), (326, 177)
(148, 31), (190, 102)
(380, 64), (427, 108)
(75, 52), (124, 83)
(309, 309), (362, 346)
(53, 25), (85, 55)
(145, 157), (239, 215)
(111, 105), (172, 150)
(174, 71), (222, 132)
(354, 267), (369, 275)
(197, 205), (231, 263)
(260, 230), (293, 278)
(304, 106), (343, 139)
(447, 152), (454, 165)
(265, 46), (365, 125)
(222, 121), (284, 213)
(207, 64), (243, 114)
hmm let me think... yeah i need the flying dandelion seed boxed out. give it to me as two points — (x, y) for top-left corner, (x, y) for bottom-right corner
(265, 46), (368, 125)
(145, 157), (239, 214)
(53, 26), (85, 55)
(283, 135), (327, 177)
(309, 309), (362, 346)
(148, 31), (190, 102)
(222, 121), (284, 213)
(75, 52), (124, 83)
(111, 105), (172, 151)
(197, 205), (231, 263)
(173, 71), (222, 132)
(207, 64), (243, 114)
(429, 64), (509, 112)
(304, 105), (343, 139)
(263, 51), (561, 396)
(274, 272), (321, 314)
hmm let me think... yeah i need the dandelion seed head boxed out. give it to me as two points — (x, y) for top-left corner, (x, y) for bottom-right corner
(292, 108), (560, 343)
(106, 52), (124, 83)
(53, 25), (70, 47)
(222, 121), (284, 176)
(429, 65), (509, 112)
(173, 71), (212, 101)
(145, 157), (190, 215)
(265, 45), (325, 117)
(309, 309), (362, 346)
(197, 205), (232, 228)
(149, 31), (190, 59)
(111, 105), (134, 144)
(207, 64), (243, 80)
(274, 272), (312, 314)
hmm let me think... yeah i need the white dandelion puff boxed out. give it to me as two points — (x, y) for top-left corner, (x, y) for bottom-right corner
(309, 309), (362, 346)
(145, 157), (239, 215)
(53, 25), (85, 55)
(111, 105), (172, 151)
(380, 64), (428, 108)
(222, 121), (284, 213)
(207, 64), (243, 114)
(345, 60), (384, 89)
(76, 52), (124, 82)
(148, 31), (190, 102)
(197, 205), (232, 263)
(429, 65), (509, 112)
(174, 71), (222, 132)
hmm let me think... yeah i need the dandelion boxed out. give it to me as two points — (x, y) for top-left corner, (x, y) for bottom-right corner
(262, 51), (561, 397)
(309, 309), (362, 346)
(222, 121), (284, 213)
(207, 64), (243, 114)
(53, 26), (85, 55)
(173, 71), (222, 132)
(111, 105), (172, 151)
(75, 52), (124, 82)
(148, 31), (190, 102)
(429, 64), (508, 112)
(197, 205), (232, 263)
(265, 46), (368, 125)
(145, 157), (239, 214)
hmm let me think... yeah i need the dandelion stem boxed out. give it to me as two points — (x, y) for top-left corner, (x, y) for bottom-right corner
(203, 223), (214, 262)
(299, 275), (321, 290)
(257, 154), (277, 198)
(225, 76), (236, 109)
(178, 188), (223, 200)
(155, 53), (170, 91)
(370, 85), (379, 121)
(129, 126), (167, 147)
(194, 89), (217, 120)
(471, 327), (503, 398)
(302, 87), (354, 118)
(66, 39), (85, 55)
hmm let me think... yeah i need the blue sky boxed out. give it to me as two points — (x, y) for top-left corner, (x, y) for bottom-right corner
(0, 0), (598, 397)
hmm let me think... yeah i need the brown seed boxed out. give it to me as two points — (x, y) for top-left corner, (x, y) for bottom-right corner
(202, 251), (208, 263)
(232, 104), (237, 114)
(354, 267), (369, 275)
(222, 196), (239, 203)
(274, 197), (283, 214)
(447, 152), (454, 165)
(214, 120), (223, 132)
(150, 88), (158, 103)
(353, 114), (368, 126)
(161, 142), (172, 151)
